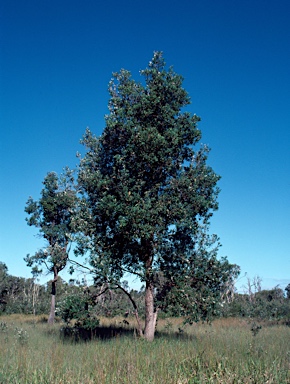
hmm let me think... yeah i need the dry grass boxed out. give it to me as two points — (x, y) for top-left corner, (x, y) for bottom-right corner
(0, 315), (289, 383)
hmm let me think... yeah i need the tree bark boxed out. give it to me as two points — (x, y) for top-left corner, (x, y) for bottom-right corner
(48, 268), (58, 325)
(144, 280), (158, 341)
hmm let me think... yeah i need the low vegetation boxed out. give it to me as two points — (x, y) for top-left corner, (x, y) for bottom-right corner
(0, 314), (289, 383)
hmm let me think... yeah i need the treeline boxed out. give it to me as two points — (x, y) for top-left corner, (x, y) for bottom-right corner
(1, 262), (289, 323)
(0, 262), (144, 318)
(0, 262), (49, 315)
(221, 286), (290, 321)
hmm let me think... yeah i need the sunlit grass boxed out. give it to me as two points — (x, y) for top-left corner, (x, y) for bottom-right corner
(0, 315), (289, 383)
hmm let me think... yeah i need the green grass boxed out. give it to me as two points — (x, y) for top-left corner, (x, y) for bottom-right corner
(0, 315), (289, 383)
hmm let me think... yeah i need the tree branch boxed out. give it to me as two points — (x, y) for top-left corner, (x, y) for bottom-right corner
(68, 258), (94, 272)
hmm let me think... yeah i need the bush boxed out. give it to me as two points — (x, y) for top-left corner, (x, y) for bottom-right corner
(57, 293), (99, 329)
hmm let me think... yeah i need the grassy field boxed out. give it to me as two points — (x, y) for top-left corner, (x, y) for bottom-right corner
(0, 314), (289, 383)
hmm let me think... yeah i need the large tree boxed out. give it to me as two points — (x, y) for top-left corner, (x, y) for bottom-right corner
(77, 52), (235, 340)
(25, 170), (77, 324)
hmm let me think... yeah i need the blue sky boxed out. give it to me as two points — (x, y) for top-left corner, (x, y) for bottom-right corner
(0, 0), (289, 292)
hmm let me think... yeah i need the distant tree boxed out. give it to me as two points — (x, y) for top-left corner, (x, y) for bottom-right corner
(256, 286), (284, 302)
(243, 276), (262, 303)
(25, 170), (77, 324)
(0, 262), (8, 278)
(285, 284), (290, 299)
(0, 262), (9, 311)
(77, 52), (236, 340)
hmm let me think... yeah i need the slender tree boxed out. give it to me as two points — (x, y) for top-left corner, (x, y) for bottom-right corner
(77, 52), (233, 340)
(285, 284), (290, 299)
(25, 169), (77, 324)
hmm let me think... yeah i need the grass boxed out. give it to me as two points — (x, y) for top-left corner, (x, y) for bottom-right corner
(0, 315), (289, 383)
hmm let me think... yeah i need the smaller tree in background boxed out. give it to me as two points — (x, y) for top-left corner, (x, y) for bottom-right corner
(25, 169), (77, 324)
(285, 284), (290, 299)
(0, 262), (9, 311)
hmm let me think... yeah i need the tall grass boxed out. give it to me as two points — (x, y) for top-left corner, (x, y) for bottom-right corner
(0, 315), (289, 383)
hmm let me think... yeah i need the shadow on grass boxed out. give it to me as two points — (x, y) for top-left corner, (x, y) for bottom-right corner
(59, 324), (197, 343)
(60, 324), (134, 342)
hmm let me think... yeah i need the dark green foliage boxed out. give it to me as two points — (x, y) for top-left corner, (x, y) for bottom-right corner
(78, 53), (219, 279)
(77, 52), (237, 338)
(58, 291), (99, 329)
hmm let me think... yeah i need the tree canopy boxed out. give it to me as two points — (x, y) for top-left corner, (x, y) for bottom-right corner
(76, 52), (235, 340)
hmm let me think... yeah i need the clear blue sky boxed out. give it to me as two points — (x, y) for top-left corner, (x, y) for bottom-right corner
(1, 0), (289, 292)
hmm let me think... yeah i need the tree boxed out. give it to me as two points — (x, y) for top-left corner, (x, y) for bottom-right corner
(0, 262), (9, 311)
(25, 170), (77, 324)
(77, 52), (235, 340)
(285, 284), (290, 299)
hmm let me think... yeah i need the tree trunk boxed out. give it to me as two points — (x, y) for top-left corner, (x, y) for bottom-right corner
(144, 280), (158, 341)
(48, 269), (58, 325)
